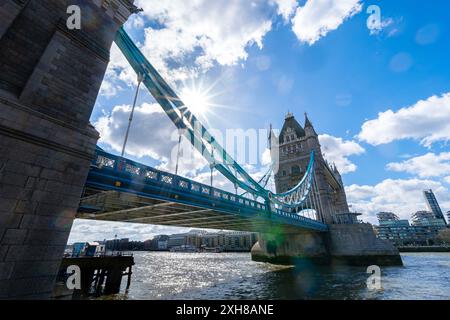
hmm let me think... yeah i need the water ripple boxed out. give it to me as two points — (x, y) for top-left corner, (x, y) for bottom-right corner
(105, 252), (450, 300)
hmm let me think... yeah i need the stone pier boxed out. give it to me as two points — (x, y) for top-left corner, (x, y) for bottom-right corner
(0, 0), (137, 299)
(251, 224), (403, 266)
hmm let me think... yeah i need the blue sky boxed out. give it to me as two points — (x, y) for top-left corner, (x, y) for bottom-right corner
(69, 0), (450, 242)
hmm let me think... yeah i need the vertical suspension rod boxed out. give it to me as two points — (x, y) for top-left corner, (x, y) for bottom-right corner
(121, 73), (144, 157)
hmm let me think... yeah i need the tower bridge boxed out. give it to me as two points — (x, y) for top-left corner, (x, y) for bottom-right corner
(76, 147), (329, 233)
(0, 0), (401, 299)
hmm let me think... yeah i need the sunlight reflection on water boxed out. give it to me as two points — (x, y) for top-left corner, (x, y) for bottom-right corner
(102, 252), (450, 300)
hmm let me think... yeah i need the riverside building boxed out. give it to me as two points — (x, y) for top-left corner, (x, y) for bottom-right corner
(165, 230), (257, 252)
(375, 211), (447, 246)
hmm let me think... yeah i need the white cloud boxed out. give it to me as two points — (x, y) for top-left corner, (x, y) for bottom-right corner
(444, 176), (450, 185)
(102, 0), (360, 96)
(271, 0), (298, 21)
(387, 152), (450, 178)
(358, 93), (450, 147)
(96, 103), (173, 159)
(193, 170), (235, 193)
(99, 77), (122, 98)
(291, 0), (362, 45)
(319, 134), (365, 174)
(135, 0), (273, 79)
(346, 178), (450, 224)
(261, 148), (272, 166)
(102, 0), (280, 101)
(68, 220), (190, 243)
(192, 158), (271, 193)
(98, 42), (137, 97)
(95, 102), (208, 177)
(130, 14), (145, 29)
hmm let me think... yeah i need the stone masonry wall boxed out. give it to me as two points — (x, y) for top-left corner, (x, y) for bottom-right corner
(327, 224), (400, 256)
(0, 0), (136, 299)
(0, 98), (97, 298)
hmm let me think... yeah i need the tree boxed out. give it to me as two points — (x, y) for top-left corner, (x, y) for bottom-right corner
(437, 229), (450, 245)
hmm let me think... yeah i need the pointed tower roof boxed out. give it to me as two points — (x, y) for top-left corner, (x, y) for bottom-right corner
(268, 124), (278, 150)
(304, 112), (318, 136)
(304, 112), (313, 128)
(279, 113), (305, 144)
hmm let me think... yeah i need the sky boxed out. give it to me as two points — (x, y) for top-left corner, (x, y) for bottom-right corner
(69, 0), (450, 243)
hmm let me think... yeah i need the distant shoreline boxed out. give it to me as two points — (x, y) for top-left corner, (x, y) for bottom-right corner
(398, 246), (450, 253)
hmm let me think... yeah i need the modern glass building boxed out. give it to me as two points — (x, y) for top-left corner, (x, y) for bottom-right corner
(374, 190), (448, 246)
(412, 210), (447, 228)
(374, 211), (446, 246)
(423, 189), (446, 224)
(375, 212), (415, 245)
(377, 212), (401, 225)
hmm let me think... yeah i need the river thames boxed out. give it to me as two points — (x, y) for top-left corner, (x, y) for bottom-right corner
(108, 252), (450, 300)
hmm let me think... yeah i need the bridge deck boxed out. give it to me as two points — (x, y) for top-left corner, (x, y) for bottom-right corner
(78, 191), (311, 233)
(76, 149), (328, 233)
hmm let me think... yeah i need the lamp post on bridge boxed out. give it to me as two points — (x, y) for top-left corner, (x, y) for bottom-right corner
(121, 73), (144, 157)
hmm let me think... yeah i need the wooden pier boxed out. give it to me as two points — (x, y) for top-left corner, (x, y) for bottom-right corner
(53, 255), (135, 299)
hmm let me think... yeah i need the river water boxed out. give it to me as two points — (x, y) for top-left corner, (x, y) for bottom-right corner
(109, 252), (450, 300)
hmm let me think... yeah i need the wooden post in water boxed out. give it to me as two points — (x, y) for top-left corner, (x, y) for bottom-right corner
(126, 266), (133, 289)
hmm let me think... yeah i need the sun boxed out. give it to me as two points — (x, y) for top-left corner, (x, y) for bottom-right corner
(180, 87), (211, 116)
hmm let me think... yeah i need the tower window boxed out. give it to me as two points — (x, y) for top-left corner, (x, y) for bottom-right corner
(282, 170), (287, 176)
(292, 165), (301, 175)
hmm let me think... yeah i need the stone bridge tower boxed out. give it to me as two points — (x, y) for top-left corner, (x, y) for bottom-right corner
(252, 112), (402, 266)
(271, 112), (350, 224)
(0, 0), (137, 299)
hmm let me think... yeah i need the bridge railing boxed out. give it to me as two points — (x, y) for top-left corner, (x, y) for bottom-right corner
(92, 149), (267, 211)
(89, 149), (327, 230)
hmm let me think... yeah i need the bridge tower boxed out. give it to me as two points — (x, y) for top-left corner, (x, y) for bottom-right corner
(0, 0), (137, 299)
(252, 112), (402, 266)
(272, 113), (349, 224)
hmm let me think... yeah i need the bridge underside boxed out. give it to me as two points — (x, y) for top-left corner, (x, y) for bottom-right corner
(77, 190), (316, 234)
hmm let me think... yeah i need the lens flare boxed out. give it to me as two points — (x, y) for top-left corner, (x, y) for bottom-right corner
(181, 87), (211, 116)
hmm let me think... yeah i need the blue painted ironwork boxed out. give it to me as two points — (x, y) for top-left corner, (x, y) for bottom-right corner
(270, 151), (315, 209)
(115, 28), (265, 198)
(114, 27), (319, 212)
(86, 149), (328, 232)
